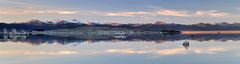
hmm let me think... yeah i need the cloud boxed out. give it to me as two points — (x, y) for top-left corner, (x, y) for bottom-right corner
(194, 47), (226, 54)
(0, 6), (231, 17)
(0, 7), (80, 15)
(0, 9), (24, 15)
(157, 10), (191, 17)
(25, 51), (79, 55)
(106, 12), (148, 17)
(104, 9), (229, 18)
(0, 6), (234, 24)
(157, 48), (186, 55)
(0, 50), (79, 56)
(195, 10), (229, 17)
(105, 47), (227, 56)
(23, 10), (79, 15)
(0, 0), (34, 5)
(107, 49), (148, 54)
(105, 10), (191, 17)
(156, 9), (229, 17)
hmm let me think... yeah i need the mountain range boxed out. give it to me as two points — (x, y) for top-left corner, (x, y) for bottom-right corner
(0, 19), (240, 31)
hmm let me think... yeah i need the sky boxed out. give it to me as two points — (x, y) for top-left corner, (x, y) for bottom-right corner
(0, 0), (240, 24)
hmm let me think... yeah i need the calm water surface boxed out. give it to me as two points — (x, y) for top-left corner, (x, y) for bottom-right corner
(0, 34), (239, 64)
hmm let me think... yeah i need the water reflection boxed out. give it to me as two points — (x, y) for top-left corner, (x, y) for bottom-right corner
(0, 34), (239, 64)
(1, 34), (240, 45)
(183, 41), (190, 49)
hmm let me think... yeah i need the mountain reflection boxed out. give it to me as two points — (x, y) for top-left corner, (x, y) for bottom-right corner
(0, 34), (240, 45)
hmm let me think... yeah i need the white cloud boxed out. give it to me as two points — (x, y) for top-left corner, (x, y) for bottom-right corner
(104, 10), (191, 17)
(0, 0), (34, 5)
(157, 10), (191, 17)
(106, 12), (148, 17)
(104, 9), (230, 18)
(0, 50), (79, 56)
(105, 47), (227, 56)
(195, 10), (229, 17)
(0, 7), (80, 15)
(155, 9), (229, 17)
(0, 6), (231, 17)
(194, 47), (226, 54)
(25, 51), (79, 55)
(157, 48), (186, 55)
(0, 8), (24, 15)
(107, 49), (148, 54)
(23, 10), (79, 15)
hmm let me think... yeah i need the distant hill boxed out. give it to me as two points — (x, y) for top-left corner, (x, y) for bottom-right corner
(0, 20), (240, 31)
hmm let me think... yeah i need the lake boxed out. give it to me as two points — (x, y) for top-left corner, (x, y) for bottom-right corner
(0, 34), (240, 64)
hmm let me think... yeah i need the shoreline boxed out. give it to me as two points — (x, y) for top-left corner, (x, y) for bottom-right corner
(182, 31), (240, 35)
